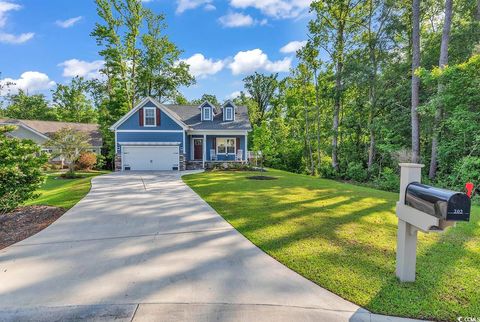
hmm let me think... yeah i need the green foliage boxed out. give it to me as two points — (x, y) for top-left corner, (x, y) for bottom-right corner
(190, 94), (220, 106)
(4, 91), (57, 121)
(52, 76), (97, 123)
(0, 125), (46, 214)
(94, 153), (106, 170)
(344, 162), (368, 182)
(373, 167), (400, 192)
(46, 127), (91, 175)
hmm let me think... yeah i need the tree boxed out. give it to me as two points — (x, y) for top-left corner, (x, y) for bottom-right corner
(52, 76), (98, 123)
(46, 127), (91, 175)
(243, 72), (278, 126)
(309, 0), (365, 171)
(411, 0), (421, 163)
(4, 91), (57, 121)
(191, 94), (220, 106)
(428, 0), (453, 179)
(136, 10), (194, 102)
(0, 125), (46, 214)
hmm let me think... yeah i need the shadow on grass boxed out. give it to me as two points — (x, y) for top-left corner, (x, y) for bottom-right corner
(184, 169), (480, 321)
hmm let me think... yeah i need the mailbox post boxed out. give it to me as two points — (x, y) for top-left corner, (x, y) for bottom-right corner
(395, 163), (471, 282)
(396, 163), (423, 282)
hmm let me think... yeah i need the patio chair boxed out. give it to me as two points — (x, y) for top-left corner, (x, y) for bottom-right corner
(210, 149), (217, 161)
(236, 149), (243, 162)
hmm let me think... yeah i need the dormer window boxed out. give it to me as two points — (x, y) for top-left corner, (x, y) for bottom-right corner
(203, 107), (211, 120)
(144, 107), (156, 126)
(225, 107), (233, 121)
(222, 101), (236, 122)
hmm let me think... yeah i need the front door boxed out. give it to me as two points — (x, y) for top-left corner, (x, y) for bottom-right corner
(193, 139), (203, 160)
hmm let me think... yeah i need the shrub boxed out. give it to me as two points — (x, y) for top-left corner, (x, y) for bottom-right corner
(373, 167), (400, 192)
(77, 152), (97, 170)
(94, 153), (106, 170)
(318, 156), (338, 179)
(345, 162), (368, 182)
(443, 156), (480, 190)
(0, 125), (47, 214)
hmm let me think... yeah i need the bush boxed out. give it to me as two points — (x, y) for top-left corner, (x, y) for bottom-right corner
(77, 152), (97, 170)
(345, 162), (368, 182)
(94, 153), (106, 170)
(318, 156), (338, 179)
(373, 167), (400, 192)
(0, 125), (47, 214)
(442, 156), (480, 190)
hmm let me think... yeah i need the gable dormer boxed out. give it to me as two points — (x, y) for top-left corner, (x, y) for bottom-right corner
(222, 100), (236, 122)
(199, 101), (214, 121)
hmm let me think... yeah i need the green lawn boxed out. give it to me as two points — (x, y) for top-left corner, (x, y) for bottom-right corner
(24, 171), (109, 209)
(183, 169), (480, 321)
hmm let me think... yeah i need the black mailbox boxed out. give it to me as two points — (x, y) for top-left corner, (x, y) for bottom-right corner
(405, 182), (470, 221)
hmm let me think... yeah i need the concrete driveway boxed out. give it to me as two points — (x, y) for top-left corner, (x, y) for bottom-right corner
(0, 172), (417, 321)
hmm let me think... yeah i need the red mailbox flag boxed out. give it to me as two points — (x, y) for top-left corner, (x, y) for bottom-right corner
(465, 182), (474, 198)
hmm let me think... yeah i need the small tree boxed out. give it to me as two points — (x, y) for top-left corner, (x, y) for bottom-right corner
(252, 121), (274, 171)
(46, 127), (90, 176)
(0, 125), (47, 214)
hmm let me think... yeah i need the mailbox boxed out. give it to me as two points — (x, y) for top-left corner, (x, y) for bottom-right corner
(405, 182), (470, 222)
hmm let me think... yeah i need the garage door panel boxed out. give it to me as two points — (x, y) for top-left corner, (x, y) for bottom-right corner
(123, 146), (179, 171)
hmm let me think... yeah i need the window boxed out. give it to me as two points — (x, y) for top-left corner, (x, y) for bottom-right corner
(225, 107), (233, 121)
(203, 107), (211, 120)
(144, 107), (156, 126)
(217, 138), (236, 155)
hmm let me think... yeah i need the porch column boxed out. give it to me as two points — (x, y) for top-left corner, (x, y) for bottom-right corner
(244, 133), (248, 162)
(202, 134), (206, 169)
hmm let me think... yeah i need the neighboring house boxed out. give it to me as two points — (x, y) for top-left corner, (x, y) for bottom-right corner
(0, 118), (103, 159)
(110, 97), (252, 171)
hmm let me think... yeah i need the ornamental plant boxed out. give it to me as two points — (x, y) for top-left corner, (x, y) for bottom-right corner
(0, 125), (47, 214)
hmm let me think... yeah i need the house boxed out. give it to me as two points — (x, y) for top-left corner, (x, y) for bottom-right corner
(0, 118), (103, 156)
(110, 97), (252, 171)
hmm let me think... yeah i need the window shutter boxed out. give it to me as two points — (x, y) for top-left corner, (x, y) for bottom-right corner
(236, 137), (240, 150)
(212, 137), (216, 149)
(139, 108), (144, 126)
(156, 108), (161, 127)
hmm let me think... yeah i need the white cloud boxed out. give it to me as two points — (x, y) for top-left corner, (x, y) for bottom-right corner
(176, 0), (213, 14)
(55, 16), (83, 28)
(180, 53), (224, 78)
(219, 12), (253, 27)
(228, 49), (291, 75)
(0, 32), (33, 44)
(59, 59), (105, 79)
(280, 40), (307, 53)
(204, 3), (216, 11)
(0, 71), (55, 94)
(218, 12), (267, 28)
(0, 1), (20, 28)
(229, 0), (311, 18)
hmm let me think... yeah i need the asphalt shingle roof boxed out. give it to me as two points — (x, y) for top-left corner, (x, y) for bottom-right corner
(163, 104), (251, 130)
(0, 118), (103, 146)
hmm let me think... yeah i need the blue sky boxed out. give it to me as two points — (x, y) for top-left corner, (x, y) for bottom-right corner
(0, 0), (311, 101)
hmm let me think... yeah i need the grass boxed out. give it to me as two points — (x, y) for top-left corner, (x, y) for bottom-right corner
(24, 171), (109, 209)
(183, 169), (480, 321)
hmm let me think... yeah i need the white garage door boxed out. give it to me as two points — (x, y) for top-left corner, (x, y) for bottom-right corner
(122, 146), (179, 171)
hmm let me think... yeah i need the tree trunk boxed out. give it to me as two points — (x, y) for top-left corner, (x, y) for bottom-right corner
(429, 0), (453, 180)
(411, 0), (421, 163)
(313, 69), (322, 172)
(304, 96), (315, 175)
(332, 26), (344, 172)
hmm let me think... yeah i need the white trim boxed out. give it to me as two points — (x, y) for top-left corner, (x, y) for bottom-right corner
(109, 97), (188, 131)
(221, 100), (237, 121)
(115, 131), (118, 154)
(202, 134), (206, 168)
(203, 107), (211, 121)
(120, 145), (124, 170)
(225, 107), (233, 121)
(115, 130), (184, 133)
(143, 106), (156, 127)
(187, 130), (249, 136)
(216, 137), (236, 155)
(121, 145), (180, 172)
(182, 131), (185, 155)
(245, 132), (248, 160)
(118, 141), (181, 146)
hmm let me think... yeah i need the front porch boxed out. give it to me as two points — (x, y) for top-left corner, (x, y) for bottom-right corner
(185, 132), (249, 169)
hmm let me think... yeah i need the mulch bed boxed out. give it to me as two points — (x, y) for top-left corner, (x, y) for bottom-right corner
(0, 206), (66, 250)
(246, 176), (278, 180)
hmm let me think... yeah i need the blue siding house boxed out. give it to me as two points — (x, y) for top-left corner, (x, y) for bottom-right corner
(110, 97), (252, 171)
